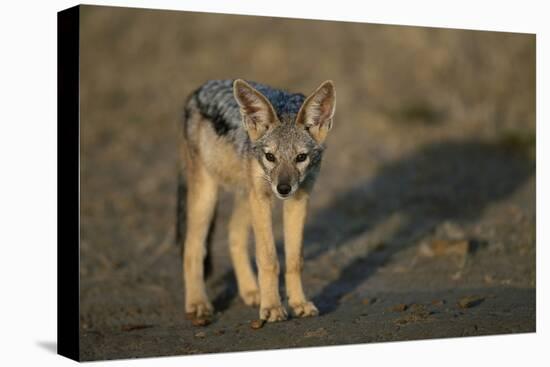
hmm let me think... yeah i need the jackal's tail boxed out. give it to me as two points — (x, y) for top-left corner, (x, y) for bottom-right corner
(175, 169), (187, 247)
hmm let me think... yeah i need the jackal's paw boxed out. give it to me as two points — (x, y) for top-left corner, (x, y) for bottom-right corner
(241, 289), (260, 307)
(260, 304), (288, 322)
(290, 301), (319, 318)
(185, 301), (213, 319)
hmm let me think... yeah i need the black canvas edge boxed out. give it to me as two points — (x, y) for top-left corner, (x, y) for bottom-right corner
(57, 4), (80, 362)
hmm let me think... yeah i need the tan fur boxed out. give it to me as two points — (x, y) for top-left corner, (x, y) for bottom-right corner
(195, 118), (247, 190)
(228, 194), (260, 306)
(283, 189), (319, 317)
(247, 159), (288, 321)
(180, 80), (335, 322)
(234, 79), (279, 141)
(180, 137), (217, 317)
(296, 80), (336, 144)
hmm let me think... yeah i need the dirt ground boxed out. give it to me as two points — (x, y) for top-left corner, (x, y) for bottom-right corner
(78, 5), (536, 361)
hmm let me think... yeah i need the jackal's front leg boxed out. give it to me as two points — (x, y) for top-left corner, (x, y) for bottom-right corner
(182, 163), (218, 319)
(249, 190), (287, 322)
(284, 191), (319, 317)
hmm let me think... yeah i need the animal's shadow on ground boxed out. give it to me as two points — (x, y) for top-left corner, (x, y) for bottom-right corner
(212, 139), (534, 315)
(306, 139), (534, 313)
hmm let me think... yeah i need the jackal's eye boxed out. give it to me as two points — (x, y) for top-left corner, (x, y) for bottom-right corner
(296, 153), (308, 162)
(265, 152), (276, 162)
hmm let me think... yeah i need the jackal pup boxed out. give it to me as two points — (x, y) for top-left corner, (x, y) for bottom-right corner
(177, 79), (336, 322)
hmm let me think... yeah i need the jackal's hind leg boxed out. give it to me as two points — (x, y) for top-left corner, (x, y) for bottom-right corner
(228, 194), (260, 306)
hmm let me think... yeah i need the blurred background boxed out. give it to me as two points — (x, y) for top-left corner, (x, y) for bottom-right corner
(79, 5), (535, 360)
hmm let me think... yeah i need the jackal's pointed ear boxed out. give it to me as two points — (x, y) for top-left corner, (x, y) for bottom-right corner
(233, 79), (278, 141)
(296, 80), (336, 144)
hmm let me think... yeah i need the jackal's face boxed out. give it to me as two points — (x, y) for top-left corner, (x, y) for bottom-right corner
(253, 123), (324, 199)
(234, 79), (336, 199)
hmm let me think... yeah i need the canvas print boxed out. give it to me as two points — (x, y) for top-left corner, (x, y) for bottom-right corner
(58, 4), (535, 361)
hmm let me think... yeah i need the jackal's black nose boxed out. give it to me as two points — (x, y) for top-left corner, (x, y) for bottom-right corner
(277, 183), (291, 195)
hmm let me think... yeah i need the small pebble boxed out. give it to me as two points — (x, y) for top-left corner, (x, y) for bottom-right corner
(120, 324), (153, 332)
(391, 303), (408, 312)
(362, 297), (377, 305)
(191, 318), (210, 327)
(457, 295), (485, 309)
(194, 331), (206, 338)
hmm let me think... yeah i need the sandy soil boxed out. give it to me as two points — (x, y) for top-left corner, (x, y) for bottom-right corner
(78, 5), (535, 361)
